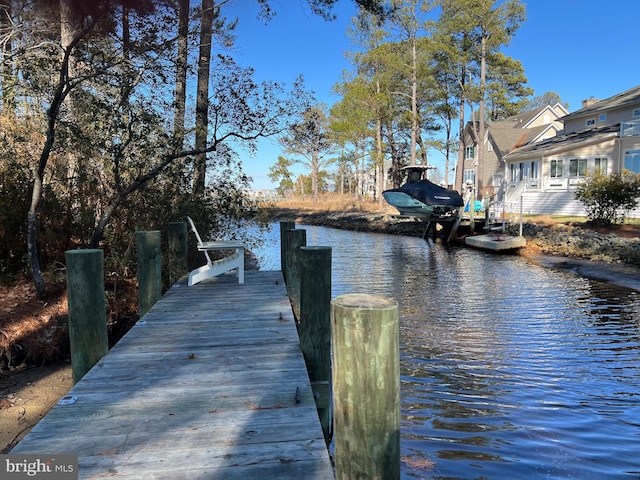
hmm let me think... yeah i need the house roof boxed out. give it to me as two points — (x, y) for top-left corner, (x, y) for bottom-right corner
(503, 123), (620, 161)
(485, 104), (566, 156)
(490, 124), (550, 156)
(494, 106), (546, 129)
(562, 84), (640, 121)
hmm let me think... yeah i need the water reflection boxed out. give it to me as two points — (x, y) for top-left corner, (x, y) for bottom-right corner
(250, 223), (640, 479)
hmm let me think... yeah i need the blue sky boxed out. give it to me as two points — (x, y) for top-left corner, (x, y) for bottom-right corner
(224, 1), (638, 190)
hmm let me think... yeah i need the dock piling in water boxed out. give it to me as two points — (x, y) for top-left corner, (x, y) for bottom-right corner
(284, 228), (306, 319)
(279, 221), (296, 279)
(299, 245), (332, 444)
(331, 293), (400, 480)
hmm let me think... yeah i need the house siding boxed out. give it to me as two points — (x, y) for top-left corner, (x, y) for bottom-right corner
(564, 106), (639, 134)
(458, 104), (569, 196)
(516, 191), (640, 218)
(501, 85), (640, 218)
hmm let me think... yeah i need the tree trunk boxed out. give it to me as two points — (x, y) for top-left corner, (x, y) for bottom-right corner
(385, 122), (401, 188)
(454, 64), (466, 193)
(410, 35), (418, 166)
(311, 152), (318, 203)
(0, 0), (15, 116)
(193, 0), (213, 195)
(376, 117), (384, 207)
(174, 0), (189, 148)
(27, 0), (80, 300)
(477, 34), (487, 198)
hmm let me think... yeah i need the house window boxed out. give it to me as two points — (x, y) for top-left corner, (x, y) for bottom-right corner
(465, 146), (475, 159)
(569, 158), (588, 177)
(550, 159), (563, 178)
(463, 169), (475, 184)
(621, 121), (640, 137)
(599, 113), (607, 122)
(624, 149), (640, 174)
(586, 118), (596, 127)
(633, 108), (640, 118)
(594, 157), (608, 174)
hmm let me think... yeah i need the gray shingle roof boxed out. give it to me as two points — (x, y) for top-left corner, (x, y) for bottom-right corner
(504, 123), (620, 160)
(562, 85), (640, 120)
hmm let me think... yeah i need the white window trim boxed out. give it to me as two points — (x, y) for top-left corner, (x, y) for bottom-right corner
(465, 146), (475, 160)
(568, 158), (589, 178)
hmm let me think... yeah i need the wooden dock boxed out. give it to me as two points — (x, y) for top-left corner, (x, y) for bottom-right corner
(12, 270), (334, 479)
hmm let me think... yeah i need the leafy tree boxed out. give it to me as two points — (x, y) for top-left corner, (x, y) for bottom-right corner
(280, 104), (334, 203)
(387, 0), (434, 167)
(526, 91), (569, 111)
(0, 0), (312, 298)
(330, 76), (375, 197)
(574, 171), (640, 226)
(434, 0), (527, 193)
(485, 52), (532, 120)
(268, 155), (295, 195)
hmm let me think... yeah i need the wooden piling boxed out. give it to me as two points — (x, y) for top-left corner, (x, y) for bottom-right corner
(299, 246), (332, 444)
(279, 221), (295, 279)
(136, 230), (162, 317)
(168, 222), (187, 285)
(284, 228), (306, 319)
(65, 249), (109, 384)
(331, 293), (400, 480)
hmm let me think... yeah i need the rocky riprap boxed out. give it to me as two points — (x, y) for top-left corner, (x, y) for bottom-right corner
(505, 222), (640, 267)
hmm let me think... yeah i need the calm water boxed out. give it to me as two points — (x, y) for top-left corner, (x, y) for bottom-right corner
(251, 224), (640, 479)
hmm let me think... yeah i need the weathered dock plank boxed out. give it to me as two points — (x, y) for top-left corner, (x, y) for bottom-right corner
(12, 270), (334, 479)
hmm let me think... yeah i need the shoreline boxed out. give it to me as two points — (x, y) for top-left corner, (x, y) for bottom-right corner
(268, 208), (640, 292)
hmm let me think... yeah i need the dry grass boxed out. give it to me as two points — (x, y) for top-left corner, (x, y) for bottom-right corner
(523, 214), (640, 226)
(262, 194), (395, 214)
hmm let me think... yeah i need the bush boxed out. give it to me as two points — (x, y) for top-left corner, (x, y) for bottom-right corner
(574, 170), (640, 226)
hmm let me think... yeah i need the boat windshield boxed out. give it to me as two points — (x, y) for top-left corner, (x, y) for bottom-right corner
(407, 169), (422, 183)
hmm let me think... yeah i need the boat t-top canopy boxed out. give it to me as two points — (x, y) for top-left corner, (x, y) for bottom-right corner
(401, 165), (437, 183)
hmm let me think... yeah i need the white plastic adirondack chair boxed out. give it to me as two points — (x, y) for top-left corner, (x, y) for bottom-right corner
(187, 216), (245, 286)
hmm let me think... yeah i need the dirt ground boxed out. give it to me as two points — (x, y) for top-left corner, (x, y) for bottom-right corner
(0, 362), (72, 453)
(0, 278), (73, 453)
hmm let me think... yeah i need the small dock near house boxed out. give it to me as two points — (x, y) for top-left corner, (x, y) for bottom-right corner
(465, 232), (527, 252)
(12, 270), (334, 479)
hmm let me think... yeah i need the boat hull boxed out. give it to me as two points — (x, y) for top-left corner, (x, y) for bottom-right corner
(383, 179), (464, 220)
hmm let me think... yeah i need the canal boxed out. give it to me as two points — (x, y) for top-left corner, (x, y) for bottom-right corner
(251, 223), (640, 479)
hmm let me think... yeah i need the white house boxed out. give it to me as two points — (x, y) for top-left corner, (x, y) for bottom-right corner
(457, 103), (568, 198)
(503, 85), (640, 217)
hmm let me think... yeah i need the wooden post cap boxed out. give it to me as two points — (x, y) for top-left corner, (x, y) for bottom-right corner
(332, 293), (397, 310)
(65, 248), (103, 255)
